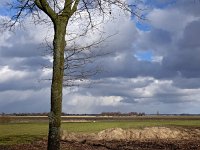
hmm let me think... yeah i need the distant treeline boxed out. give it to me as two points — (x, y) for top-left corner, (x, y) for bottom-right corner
(100, 112), (145, 116)
(150, 114), (200, 116)
(1, 112), (145, 116)
(2, 112), (199, 116)
(0, 112), (49, 116)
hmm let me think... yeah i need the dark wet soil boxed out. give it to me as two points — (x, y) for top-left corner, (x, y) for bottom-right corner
(1, 139), (200, 150)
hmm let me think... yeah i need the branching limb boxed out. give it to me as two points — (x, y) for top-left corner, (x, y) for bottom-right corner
(34, 0), (56, 21)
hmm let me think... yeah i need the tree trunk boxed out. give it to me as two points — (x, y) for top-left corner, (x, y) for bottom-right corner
(48, 17), (68, 150)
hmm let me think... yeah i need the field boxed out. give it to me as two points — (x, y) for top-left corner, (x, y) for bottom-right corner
(0, 115), (200, 149)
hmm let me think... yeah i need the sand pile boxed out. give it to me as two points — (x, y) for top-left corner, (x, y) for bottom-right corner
(61, 127), (200, 142)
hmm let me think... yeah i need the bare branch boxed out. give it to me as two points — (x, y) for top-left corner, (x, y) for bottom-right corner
(1, 0), (37, 30)
(71, 0), (81, 14)
(34, 0), (56, 21)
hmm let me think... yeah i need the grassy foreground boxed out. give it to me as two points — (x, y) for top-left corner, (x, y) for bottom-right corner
(1, 119), (200, 145)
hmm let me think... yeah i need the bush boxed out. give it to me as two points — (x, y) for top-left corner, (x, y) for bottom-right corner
(0, 115), (11, 123)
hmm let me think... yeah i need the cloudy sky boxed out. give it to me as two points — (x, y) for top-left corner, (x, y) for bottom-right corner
(0, 0), (200, 114)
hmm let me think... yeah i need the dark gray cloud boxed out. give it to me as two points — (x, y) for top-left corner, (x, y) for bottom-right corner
(179, 20), (200, 48)
(175, 0), (200, 17)
(133, 2), (200, 81)
(1, 1), (200, 114)
(0, 88), (50, 113)
(172, 77), (200, 89)
(148, 28), (172, 46)
(0, 71), (50, 91)
(161, 19), (200, 78)
(0, 44), (42, 58)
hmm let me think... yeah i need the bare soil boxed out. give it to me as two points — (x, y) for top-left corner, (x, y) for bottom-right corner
(61, 127), (200, 141)
(1, 139), (200, 150)
(1, 127), (200, 150)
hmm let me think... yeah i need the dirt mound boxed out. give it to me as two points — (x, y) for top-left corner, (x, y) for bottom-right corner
(97, 127), (192, 140)
(2, 128), (200, 150)
(61, 127), (200, 142)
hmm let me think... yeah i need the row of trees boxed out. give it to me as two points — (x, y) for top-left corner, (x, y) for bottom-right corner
(0, 112), (50, 116)
(101, 112), (145, 116)
(1, 112), (145, 116)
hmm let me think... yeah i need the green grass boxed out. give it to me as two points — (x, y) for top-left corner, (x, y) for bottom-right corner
(1, 119), (200, 145)
(61, 120), (200, 133)
(0, 123), (48, 145)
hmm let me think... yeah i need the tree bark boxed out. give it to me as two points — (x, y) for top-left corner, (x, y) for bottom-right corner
(48, 17), (68, 150)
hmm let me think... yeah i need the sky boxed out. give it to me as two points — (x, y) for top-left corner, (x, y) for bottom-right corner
(0, 0), (200, 114)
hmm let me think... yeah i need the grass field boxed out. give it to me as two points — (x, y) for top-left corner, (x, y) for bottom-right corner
(0, 116), (200, 145)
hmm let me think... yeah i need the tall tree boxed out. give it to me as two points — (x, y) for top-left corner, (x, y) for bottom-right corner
(1, 0), (142, 149)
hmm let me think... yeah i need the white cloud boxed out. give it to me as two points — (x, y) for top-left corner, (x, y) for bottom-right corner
(148, 8), (196, 33)
(62, 93), (123, 114)
(0, 66), (27, 83)
(60, 76), (200, 114)
(0, 1), (200, 114)
(0, 88), (50, 113)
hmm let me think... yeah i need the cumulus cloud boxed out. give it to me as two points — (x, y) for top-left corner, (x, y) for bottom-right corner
(0, 88), (50, 113)
(0, 1), (200, 114)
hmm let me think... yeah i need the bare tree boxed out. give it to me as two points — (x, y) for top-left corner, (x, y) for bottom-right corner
(0, 0), (142, 150)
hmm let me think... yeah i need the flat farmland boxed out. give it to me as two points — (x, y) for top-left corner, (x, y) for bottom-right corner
(1, 115), (200, 123)
(0, 115), (200, 149)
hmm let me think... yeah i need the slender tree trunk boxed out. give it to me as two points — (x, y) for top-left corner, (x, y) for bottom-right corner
(48, 17), (68, 150)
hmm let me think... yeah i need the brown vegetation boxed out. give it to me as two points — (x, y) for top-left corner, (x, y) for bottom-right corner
(1, 127), (200, 150)
(61, 127), (200, 141)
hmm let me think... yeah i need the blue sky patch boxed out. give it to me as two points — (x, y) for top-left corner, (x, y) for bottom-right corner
(0, 6), (8, 16)
(136, 21), (151, 31)
(134, 51), (153, 62)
